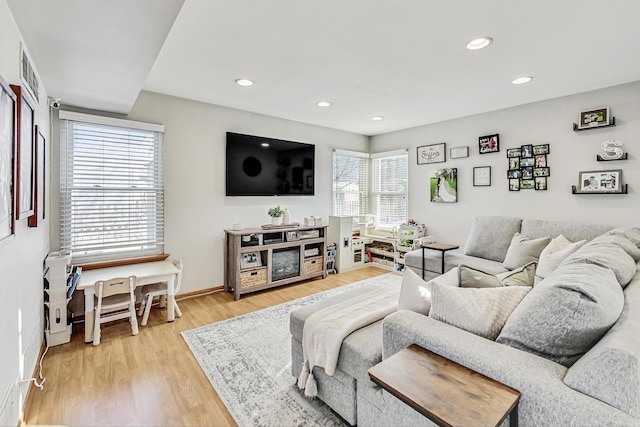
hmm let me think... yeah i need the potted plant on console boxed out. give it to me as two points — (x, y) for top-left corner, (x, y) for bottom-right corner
(268, 206), (284, 225)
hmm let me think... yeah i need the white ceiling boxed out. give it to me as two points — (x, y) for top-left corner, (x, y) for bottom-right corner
(8, 0), (640, 136)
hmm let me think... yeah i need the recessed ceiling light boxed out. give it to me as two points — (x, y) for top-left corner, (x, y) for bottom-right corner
(316, 101), (331, 107)
(512, 76), (533, 85)
(466, 37), (493, 50)
(372, 116), (384, 121)
(261, 143), (270, 147)
(235, 78), (254, 87)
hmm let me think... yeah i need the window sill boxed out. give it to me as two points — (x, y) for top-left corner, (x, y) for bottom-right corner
(77, 253), (170, 271)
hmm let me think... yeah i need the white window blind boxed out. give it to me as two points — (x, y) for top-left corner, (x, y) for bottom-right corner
(59, 112), (165, 262)
(371, 150), (408, 228)
(332, 149), (369, 217)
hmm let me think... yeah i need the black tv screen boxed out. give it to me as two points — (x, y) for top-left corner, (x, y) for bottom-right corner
(226, 132), (315, 196)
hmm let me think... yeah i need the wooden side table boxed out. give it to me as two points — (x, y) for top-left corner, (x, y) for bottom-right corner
(369, 344), (520, 427)
(420, 243), (459, 279)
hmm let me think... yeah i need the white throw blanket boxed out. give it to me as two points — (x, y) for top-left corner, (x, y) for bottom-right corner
(298, 285), (400, 397)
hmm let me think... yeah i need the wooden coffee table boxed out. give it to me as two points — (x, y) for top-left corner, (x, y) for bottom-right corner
(368, 344), (520, 427)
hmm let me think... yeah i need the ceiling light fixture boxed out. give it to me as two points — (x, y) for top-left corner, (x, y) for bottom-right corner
(235, 78), (254, 87)
(372, 116), (384, 121)
(512, 76), (533, 85)
(261, 143), (270, 147)
(316, 101), (331, 107)
(466, 37), (493, 50)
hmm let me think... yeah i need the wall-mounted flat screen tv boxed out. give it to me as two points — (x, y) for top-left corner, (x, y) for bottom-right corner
(226, 132), (315, 196)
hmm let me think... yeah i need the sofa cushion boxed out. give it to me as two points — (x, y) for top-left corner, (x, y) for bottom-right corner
(536, 234), (586, 279)
(520, 218), (612, 243)
(496, 262), (537, 287)
(561, 232), (638, 288)
(497, 262), (625, 367)
(502, 232), (550, 270)
(429, 283), (530, 340)
(563, 270), (640, 418)
(464, 216), (523, 262)
(397, 267), (458, 315)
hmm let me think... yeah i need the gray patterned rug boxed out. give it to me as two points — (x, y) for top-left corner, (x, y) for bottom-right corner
(182, 273), (401, 427)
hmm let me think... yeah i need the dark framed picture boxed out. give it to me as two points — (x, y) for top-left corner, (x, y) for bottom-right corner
(521, 167), (533, 180)
(534, 155), (547, 167)
(520, 179), (535, 190)
(509, 179), (520, 191)
(520, 157), (534, 167)
(578, 107), (610, 130)
(0, 73), (16, 246)
(533, 167), (550, 177)
(241, 251), (263, 269)
(10, 85), (35, 220)
(450, 146), (469, 159)
(28, 125), (45, 227)
(479, 134), (499, 154)
(535, 177), (547, 191)
(533, 144), (549, 155)
(508, 157), (520, 170)
(578, 169), (622, 193)
(473, 166), (491, 186)
(417, 143), (446, 164)
(521, 144), (533, 158)
(506, 148), (521, 158)
(507, 169), (522, 179)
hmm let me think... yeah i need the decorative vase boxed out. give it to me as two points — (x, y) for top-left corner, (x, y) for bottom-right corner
(283, 208), (290, 225)
(271, 216), (281, 225)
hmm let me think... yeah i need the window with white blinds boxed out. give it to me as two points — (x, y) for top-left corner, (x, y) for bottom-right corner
(332, 149), (408, 227)
(332, 149), (369, 217)
(371, 150), (408, 228)
(59, 111), (165, 262)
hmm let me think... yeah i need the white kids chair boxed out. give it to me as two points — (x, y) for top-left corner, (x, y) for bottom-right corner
(138, 259), (183, 326)
(93, 276), (139, 346)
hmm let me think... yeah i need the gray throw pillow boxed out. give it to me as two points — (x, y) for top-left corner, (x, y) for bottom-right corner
(429, 283), (530, 340)
(464, 216), (522, 262)
(496, 262), (624, 367)
(502, 232), (550, 270)
(495, 261), (537, 287)
(459, 262), (536, 288)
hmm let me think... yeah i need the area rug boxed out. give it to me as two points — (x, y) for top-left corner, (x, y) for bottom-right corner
(182, 273), (402, 427)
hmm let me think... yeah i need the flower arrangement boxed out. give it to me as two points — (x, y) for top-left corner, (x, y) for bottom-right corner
(268, 206), (284, 218)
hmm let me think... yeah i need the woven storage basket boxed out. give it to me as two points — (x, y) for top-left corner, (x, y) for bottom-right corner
(304, 258), (323, 274)
(240, 268), (267, 289)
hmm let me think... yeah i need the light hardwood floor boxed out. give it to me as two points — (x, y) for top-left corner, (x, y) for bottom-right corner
(22, 267), (389, 427)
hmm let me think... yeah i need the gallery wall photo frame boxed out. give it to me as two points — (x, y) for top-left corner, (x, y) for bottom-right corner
(28, 125), (45, 227)
(473, 166), (491, 186)
(417, 143), (446, 164)
(577, 169), (622, 193)
(479, 134), (499, 154)
(0, 73), (17, 246)
(10, 84), (35, 220)
(450, 146), (469, 159)
(576, 107), (612, 130)
(430, 168), (458, 203)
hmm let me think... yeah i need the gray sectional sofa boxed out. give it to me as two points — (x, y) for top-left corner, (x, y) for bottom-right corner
(290, 216), (640, 426)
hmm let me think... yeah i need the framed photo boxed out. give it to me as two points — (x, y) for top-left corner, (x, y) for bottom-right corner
(520, 157), (534, 167)
(241, 251), (263, 269)
(28, 126), (45, 227)
(509, 179), (520, 191)
(473, 166), (491, 186)
(533, 167), (550, 177)
(450, 146), (469, 159)
(417, 143), (446, 164)
(478, 134), (499, 154)
(578, 107), (610, 129)
(521, 167), (533, 180)
(0, 73), (16, 246)
(430, 168), (457, 203)
(533, 144), (549, 155)
(507, 169), (522, 179)
(508, 157), (520, 170)
(520, 179), (535, 190)
(10, 85), (35, 220)
(506, 148), (521, 158)
(578, 169), (622, 193)
(535, 177), (547, 191)
(534, 155), (547, 167)
(521, 144), (533, 158)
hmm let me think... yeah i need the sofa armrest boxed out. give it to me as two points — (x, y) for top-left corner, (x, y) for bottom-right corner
(381, 310), (638, 426)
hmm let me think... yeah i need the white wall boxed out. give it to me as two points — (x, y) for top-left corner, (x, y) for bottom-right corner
(125, 91), (368, 293)
(0, 1), (51, 424)
(371, 81), (640, 246)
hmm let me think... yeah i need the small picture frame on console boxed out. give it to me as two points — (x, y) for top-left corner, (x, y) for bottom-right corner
(241, 252), (262, 269)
